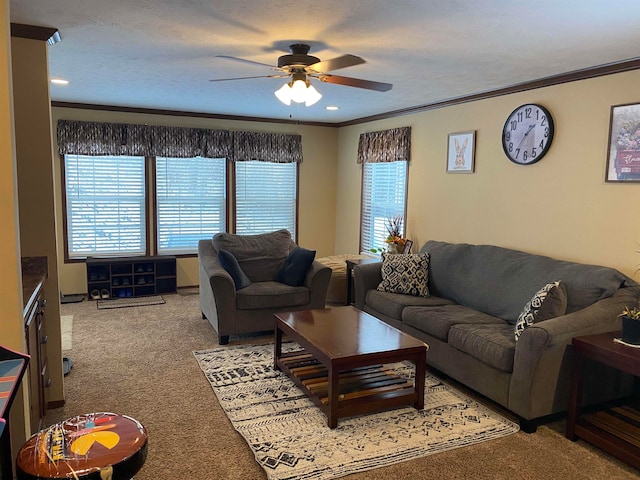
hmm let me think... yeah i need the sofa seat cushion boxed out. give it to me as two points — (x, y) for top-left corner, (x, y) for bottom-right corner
(403, 305), (505, 341)
(448, 324), (516, 373)
(212, 229), (292, 282)
(236, 281), (309, 310)
(365, 290), (454, 321)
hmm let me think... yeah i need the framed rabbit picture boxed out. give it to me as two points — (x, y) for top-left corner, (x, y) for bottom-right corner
(447, 131), (476, 173)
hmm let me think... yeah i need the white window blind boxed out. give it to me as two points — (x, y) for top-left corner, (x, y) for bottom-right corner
(235, 161), (297, 237)
(156, 156), (226, 255)
(64, 154), (146, 258)
(360, 161), (408, 253)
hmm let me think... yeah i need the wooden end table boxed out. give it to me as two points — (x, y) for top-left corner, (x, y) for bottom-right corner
(345, 257), (381, 305)
(566, 331), (640, 469)
(274, 306), (427, 428)
(16, 412), (147, 480)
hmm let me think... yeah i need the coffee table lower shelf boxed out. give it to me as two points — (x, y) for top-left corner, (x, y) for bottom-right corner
(277, 350), (419, 425)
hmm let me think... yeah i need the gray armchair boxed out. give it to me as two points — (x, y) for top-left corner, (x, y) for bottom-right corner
(198, 229), (332, 344)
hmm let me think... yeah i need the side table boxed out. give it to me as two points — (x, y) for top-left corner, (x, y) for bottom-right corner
(345, 257), (381, 305)
(16, 412), (147, 480)
(566, 331), (640, 469)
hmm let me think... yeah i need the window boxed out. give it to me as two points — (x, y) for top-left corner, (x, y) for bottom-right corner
(64, 154), (146, 258)
(360, 161), (408, 253)
(155, 157), (227, 255)
(235, 161), (297, 237)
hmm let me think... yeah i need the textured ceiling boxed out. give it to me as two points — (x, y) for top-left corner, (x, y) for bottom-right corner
(9, 0), (640, 124)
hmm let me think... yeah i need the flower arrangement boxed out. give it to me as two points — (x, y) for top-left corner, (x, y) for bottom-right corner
(383, 216), (407, 249)
(370, 215), (408, 253)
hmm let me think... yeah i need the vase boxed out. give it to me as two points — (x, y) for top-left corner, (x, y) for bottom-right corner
(621, 316), (640, 345)
(386, 244), (399, 254)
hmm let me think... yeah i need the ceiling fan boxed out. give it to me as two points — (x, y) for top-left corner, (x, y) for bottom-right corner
(211, 44), (393, 106)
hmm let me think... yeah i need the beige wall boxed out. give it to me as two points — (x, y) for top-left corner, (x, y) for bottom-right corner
(51, 108), (339, 294)
(12, 36), (65, 409)
(336, 70), (640, 279)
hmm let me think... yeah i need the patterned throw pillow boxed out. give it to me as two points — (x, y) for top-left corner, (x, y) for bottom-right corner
(376, 253), (430, 297)
(514, 281), (567, 341)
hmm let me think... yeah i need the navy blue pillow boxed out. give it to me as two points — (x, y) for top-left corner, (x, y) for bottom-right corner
(218, 250), (252, 290)
(275, 247), (316, 287)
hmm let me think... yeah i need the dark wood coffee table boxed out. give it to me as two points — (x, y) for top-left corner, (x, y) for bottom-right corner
(274, 306), (428, 428)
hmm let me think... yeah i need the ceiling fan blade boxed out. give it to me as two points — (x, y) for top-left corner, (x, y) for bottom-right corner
(307, 54), (365, 73)
(215, 55), (281, 70)
(317, 74), (393, 92)
(209, 74), (288, 82)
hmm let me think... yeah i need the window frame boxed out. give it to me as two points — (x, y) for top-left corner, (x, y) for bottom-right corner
(61, 153), (150, 263)
(359, 160), (409, 254)
(152, 156), (228, 257)
(232, 160), (299, 241)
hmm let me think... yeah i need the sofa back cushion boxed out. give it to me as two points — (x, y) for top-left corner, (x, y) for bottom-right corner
(422, 240), (633, 322)
(212, 229), (292, 282)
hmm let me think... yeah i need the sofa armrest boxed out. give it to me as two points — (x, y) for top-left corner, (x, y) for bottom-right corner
(509, 286), (640, 419)
(353, 262), (382, 310)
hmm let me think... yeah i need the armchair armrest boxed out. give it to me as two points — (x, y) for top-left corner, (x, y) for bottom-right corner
(304, 260), (332, 308)
(353, 262), (382, 310)
(198, 240), (237, 340)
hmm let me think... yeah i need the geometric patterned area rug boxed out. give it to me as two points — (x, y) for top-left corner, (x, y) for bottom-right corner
(193, 343), (519, 480)
(96, 294), (165, 310)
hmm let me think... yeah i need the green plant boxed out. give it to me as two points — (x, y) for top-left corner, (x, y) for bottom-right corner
(619, 305), (640, 320)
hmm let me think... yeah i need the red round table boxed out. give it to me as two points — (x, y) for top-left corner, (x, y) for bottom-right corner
(16, 412), (147, 480)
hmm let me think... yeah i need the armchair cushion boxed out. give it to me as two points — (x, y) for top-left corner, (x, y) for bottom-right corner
(275, 246), (316, 287)
(217, 249), (252, 290)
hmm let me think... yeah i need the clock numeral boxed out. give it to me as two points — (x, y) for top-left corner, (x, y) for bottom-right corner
(505, 131), (511, 142)
(525, 107), (532, 119)
(510, 120), (518, 131)
(544, 127), (549, 137)
(541, 116), (547, 126)
(515, 148), (520, 159)
(539, 139), (544, 149)
(508, 142), (513, 152)
(531, 147), (537, 158)
(523, 151), (528, 162)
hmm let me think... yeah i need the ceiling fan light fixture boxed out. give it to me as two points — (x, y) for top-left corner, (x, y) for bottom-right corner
(290, 78), (308, 104)
(275, 73), (322, 107)
(304, 83), (322, 106)
(274, 83), (293, 105)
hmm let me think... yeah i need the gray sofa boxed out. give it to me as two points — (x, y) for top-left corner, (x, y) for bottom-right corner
(199, 229), (332, 345)
(354, 240), (640, 431)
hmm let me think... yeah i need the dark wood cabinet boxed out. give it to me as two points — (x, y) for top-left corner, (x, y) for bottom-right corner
(24, 280), (48, 433)
(86, 256), (177, 299)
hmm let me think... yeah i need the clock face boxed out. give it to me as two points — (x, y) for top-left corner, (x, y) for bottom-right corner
(502, 104), (554, 165)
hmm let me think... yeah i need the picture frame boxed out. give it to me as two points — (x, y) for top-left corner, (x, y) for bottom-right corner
(605, 102), (640, 183)
(447, 131), (476, 173)
(402, 239), (413, 254)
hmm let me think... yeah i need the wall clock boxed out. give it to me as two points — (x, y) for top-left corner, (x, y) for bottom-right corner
(502, 103), (554, 165)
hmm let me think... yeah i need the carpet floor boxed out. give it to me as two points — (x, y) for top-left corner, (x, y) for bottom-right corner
(46, 294), (640, 479)
(194, 343), (519, 479)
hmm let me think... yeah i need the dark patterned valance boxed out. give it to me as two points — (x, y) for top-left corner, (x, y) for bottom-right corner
(57, 120), (232, 159)
(232, 131), (303, 163)
(357, 126), (411, 164)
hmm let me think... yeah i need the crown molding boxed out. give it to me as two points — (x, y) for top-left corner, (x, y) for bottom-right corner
(51, 56), (640, 128)
(336, 57), (640, 127)
(50, 101), (336, 127)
